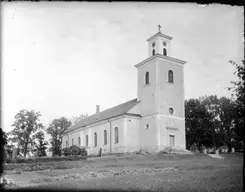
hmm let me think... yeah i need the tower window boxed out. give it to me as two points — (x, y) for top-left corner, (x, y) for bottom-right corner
(163, 48), (167, 56)
(94, 132), (97, 147)
(152, 42), (155, 47)
(145, 71), (149, 85)
(152, 49), (155, 56)
(168, 70), (174, 83)
(145, 124), (149, 130)
(114, 127), (119, 144)
(104, 130), (107, 145)
(163, 41), (167, 46)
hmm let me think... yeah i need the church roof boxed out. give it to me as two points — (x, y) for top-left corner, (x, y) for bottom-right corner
(63, 98), (140, 134)
(146, 32), (173, 42)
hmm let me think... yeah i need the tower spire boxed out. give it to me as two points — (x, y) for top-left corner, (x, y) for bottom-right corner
(158, 24), (161, 33)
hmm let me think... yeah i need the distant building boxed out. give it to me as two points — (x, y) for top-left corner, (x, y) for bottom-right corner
(62, 26), (187, 154)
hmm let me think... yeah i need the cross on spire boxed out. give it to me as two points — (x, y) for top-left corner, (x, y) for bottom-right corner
(158, 24), (161, 32)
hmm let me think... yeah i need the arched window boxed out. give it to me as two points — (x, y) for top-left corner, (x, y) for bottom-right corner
(168, 70), (174, 83)
(145, 71), (149, 85)
(104, 130), (107, 145)
(152, 49), (155, 56)
(163, 48), (167, 56)
(114, 127), (119, 144)
(78, 137), (81, 146)
(94, 132), (97, 147)
(86, 135), (88, 146)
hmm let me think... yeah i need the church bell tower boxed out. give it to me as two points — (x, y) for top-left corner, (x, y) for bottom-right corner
(135, 25), (187, 152)
(147, 24), (172, 57)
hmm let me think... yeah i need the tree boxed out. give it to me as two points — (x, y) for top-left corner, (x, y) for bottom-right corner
(228, 60), (244, 150)
(1, 128), (8, 161)
(185, 98), (212, 151)
(1, 129), (16, 158)
(32, 131), (48, 157)
(186, 95), (237, 152)
(47, 117), (72, 156)
(218, 97), (236, 151)
(199, 95), (223, 150)
(71, 113), (88, 125)
(8, 110), (44, 157)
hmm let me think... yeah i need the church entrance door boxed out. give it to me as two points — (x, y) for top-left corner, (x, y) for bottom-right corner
(169, 135), (175, 147)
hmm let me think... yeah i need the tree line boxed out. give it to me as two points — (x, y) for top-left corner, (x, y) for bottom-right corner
(2, 112), (88, 158)
(1, 60), (244, 157)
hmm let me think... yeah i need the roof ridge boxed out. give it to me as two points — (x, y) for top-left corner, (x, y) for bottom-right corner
(64, 98), (138, 133)
(96, 98), (137, 115)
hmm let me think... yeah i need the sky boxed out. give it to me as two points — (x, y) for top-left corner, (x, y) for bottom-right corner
(1, 2), (244, 134)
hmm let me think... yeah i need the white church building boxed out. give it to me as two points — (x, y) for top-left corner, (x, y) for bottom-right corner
(62, 26), (187, 154)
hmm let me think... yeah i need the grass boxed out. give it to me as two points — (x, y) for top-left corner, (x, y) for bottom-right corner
(3, 153), (243, 191)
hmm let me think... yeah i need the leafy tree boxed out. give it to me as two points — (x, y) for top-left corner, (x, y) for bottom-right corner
(71, 113), (88, 125)
(32, 131), (48, 157)
(199, 95), (224, 150)
(1, 129), (8, 146)
(218, 97), (236, 151)
(186, 95), (237, 152)
(8, 110), (44, 157)
(47, 117), (72, 156)
(185, 99), (212, 151)
(1, 128), (8, 161)
(228, 60), (244, 150)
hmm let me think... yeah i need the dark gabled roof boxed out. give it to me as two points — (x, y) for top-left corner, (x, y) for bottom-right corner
(63, 98), (140, 134)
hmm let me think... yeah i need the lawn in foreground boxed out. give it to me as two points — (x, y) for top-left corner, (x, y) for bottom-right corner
(5, 153), (243, 191)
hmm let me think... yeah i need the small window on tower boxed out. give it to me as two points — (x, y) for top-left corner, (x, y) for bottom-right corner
(168, 70), (174, 83)
(145, 124), (149, 130)
(163, 42), (167, 46)
(152, 42), (155, 48)
(145, 71), (149, 85)
(163, 48), (167, 56)
(152, 49), (155, 56)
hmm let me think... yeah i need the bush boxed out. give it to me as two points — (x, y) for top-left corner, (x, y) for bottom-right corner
(62, 146), (87, 156)
(3, 154), (87, 165)
(63, 147), (72, 156)
(5, 157), (12, 164)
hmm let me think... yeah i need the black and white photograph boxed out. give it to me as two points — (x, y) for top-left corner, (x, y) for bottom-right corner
(0, 2), (244, 191)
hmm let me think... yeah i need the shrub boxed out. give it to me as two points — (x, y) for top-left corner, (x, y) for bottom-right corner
(5, 157), (12, 164)
(3, 154), (87, 165)
(63, 147), (72, 156)
(62, 146), (87, 156)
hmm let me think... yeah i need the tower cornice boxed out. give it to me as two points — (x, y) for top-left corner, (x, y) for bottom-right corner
(146, 32), (173, 42)
(134, 53), (186, 68)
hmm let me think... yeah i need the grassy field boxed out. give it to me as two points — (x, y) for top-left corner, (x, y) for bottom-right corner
(3, 153), (243, 191)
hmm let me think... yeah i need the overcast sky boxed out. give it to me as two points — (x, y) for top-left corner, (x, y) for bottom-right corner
(1, 2), (244, 133)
